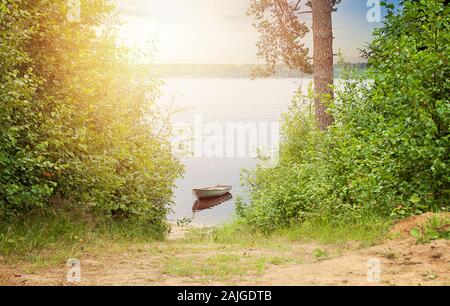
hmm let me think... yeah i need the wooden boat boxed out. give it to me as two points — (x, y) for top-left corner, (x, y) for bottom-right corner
(192, 192), (233, 212)
(192, 185), (232, 200)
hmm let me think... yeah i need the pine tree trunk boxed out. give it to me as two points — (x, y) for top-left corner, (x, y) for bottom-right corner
(311, 0), (334, 130)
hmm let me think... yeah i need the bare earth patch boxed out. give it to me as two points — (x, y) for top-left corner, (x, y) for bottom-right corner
(1, 215), (449, 286)
(252, 237), (449, 286)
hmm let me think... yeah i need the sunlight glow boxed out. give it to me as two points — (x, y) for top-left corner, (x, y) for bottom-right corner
(112, 0), (387, 64)
(112, 0), (257, 64)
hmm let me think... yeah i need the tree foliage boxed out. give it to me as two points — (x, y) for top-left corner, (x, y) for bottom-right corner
(0, 0), (183, 228)
(247, 0), (341, 77)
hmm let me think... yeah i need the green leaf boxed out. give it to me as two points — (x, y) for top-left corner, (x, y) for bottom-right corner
(410, 228), (420, 238)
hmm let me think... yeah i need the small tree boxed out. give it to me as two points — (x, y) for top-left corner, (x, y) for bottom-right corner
(248, 0), (341, 130)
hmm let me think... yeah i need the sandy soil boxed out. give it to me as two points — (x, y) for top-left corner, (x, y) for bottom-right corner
(1, 214), (449, 286)
(250, 237), (449, 286)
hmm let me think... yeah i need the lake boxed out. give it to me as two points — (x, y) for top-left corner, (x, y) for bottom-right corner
(159, 79), (312, 225)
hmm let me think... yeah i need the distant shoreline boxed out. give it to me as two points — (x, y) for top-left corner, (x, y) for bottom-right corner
(151, 63), (367, 79)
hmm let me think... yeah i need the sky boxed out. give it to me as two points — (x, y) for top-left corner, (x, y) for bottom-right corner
(112, 0), (401, 64)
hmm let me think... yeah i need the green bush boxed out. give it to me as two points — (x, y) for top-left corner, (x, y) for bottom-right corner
(0, 0), (183, 231)
(331, 0), (449, 216)
(238, 0), (449, 233)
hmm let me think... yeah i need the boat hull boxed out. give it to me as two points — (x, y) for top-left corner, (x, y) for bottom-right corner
(193, 185), (232, 200)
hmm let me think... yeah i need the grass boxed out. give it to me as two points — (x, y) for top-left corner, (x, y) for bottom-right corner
(156, 215), (392, 281)
(0, 208), (165, 267)
(275, 216), (392, 246)
(184, 215), (392, 248)
(313, 248), (328, 260)
(410, 214), (450, 244)
(0, 207), (392, 267)
(162, 253), (267, 283)
(0, 208), (395, 284)
(161, 248), (301, 284)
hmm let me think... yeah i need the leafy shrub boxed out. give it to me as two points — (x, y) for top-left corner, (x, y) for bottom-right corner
(238, 0), (449, 232)
(0, 0), (183, 231)
(331, 0), (449, 217)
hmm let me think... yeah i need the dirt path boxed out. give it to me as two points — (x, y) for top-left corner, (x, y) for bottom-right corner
(250, 237), (449, 285)
(1, 217), (449, 286)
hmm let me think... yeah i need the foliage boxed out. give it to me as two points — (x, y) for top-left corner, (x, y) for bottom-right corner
(331, 0), (449, 217)
(238, 93), (329, 232)
(0, 0), (183, 231)
(247, 0), (341, 77)
(238, 0), (449, 232)
(410, 215), (449, 244)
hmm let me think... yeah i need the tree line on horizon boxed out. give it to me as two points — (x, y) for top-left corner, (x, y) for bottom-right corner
(154, 63), (368, 79)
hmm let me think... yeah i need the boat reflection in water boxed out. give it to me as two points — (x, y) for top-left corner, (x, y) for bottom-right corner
(192, 192), (233, 213)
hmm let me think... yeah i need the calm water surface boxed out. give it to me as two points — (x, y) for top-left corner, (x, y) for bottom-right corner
(159, 79), (312, 225)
